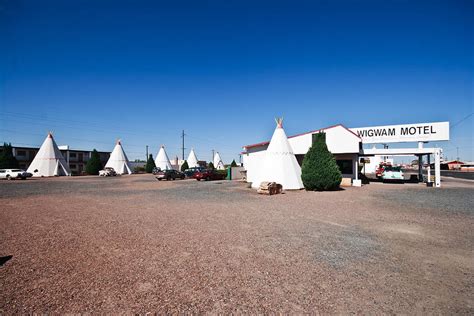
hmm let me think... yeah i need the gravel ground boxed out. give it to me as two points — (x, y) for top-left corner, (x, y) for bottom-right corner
(0, 175), (473, 313)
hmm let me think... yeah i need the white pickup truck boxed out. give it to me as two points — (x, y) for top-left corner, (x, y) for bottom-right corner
(0, 169), (30, 180)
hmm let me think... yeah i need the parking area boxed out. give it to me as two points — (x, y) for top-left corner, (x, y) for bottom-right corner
(0, 175), (473, 313)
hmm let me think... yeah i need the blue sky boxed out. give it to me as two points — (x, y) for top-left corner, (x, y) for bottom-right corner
(1, 0), (472, 163)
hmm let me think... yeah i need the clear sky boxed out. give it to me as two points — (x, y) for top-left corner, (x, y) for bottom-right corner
(1, 0), (473, 163)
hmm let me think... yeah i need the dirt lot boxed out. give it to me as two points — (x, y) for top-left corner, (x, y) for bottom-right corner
(0, 175), (472, 313)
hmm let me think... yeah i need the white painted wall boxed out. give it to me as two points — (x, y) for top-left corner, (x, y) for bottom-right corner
(242, 150), (266, 185)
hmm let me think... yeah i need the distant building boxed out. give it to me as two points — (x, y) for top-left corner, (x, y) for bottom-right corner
(441, 160), (464, 170)
(0, 145), (110, 175)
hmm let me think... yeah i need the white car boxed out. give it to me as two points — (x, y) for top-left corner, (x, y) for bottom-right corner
(382, 166), (404, 181)
(99, 167), (117, 177)
(0, 169), (29, 180)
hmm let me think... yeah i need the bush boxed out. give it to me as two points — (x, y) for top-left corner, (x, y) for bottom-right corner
(134, 166), (146, 173)
(0, 143), (19, 169)
(301, 133), (342, 191)
(207, 162), (214, 170)
(145, 154), (156, 173)
(181, 160), (189, 172)
(216, 169), (227, 176)
(85, 149), (102, 175)
(230, 159), (238, 167)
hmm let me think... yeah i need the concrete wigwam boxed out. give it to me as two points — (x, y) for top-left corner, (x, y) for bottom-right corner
(104, 140), (133, 174)
(155, 145), (173, 170)
(187, 148), (199, 168)
(27, 132), (71, 177)
(251, 118), (304, 190)
(213, 152), (225, 170)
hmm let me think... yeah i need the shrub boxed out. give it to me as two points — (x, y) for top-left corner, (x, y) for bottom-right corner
(208, 162), (214, 170)
(0, 143), (19, 169)
(301, 133), (342, 191)
(180, 160), (189, 172)
(134, 166), (146, 173)
(85, 149), (102, 175)
(145, 154), (156, 173)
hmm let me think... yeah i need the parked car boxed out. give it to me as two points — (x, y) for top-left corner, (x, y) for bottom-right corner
(183, 167), (206, 177)
(376, 162), (392, 178)
(0, 169), (29, 180)
(152, 167), (161, 175)
(155, 169), (185, 181)
(193, 169), (226, 181)
(382, 166), (404, 181)
(99, 167), (117, 177)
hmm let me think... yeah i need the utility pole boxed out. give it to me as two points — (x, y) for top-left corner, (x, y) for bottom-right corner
(146, 145), (148, 161)
(456, 147), (459, 161)
(181, 130), (186, 160)
(212, 149), (215, 163)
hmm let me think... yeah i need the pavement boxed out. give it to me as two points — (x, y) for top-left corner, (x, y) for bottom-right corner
(0, 175), (473, 313)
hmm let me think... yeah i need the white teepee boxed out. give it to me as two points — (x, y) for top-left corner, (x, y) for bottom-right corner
(187, 148), (199, 168)
(155, 145), (173, 170)
(251, 118), (303, 190)
(105, 140), (133, 174)
(213, 152), (225, 170)
(27, 132), (71, 177)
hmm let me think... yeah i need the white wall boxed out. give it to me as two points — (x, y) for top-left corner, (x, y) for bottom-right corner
(286, 125), (360, 155)
(242, 150), (266, 185)
(325, 126), (360, 154)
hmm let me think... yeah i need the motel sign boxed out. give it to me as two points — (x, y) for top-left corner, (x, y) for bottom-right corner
(350, 122), (450, 144)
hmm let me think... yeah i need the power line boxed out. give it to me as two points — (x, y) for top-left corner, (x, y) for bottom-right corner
(451, 113), (473, 130)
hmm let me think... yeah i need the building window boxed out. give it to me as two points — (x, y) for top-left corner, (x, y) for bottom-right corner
(70, 164), (77, 169)
(336, 159), (353, 175)
(70, 153), (77, 158)
(17, 150), (27, 156)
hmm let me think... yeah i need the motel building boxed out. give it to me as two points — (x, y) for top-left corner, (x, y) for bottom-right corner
(242, 121), (449, 188)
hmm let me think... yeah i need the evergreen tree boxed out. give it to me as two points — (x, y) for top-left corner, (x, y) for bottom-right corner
(0, 143), (19, 169)
(85, 149), (102, 175)
(230, 159), (238, 167)
(208, 162), (214, 170)
(301, 133), (342, 191)
(180, 160), (189, 172)
(145, 154), (156, 173)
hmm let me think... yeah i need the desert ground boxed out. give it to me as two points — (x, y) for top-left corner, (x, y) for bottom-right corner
(0, 175), (473, 313)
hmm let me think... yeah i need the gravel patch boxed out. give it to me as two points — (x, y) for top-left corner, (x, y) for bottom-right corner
(0, 174), (472, 314)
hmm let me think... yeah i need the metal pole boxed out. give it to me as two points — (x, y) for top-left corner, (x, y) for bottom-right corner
(212, 149), (215, 163)
(427, 154), (431, 184)
(146, 145), (148, 161)
(418, 155), (423, 182)
(181, 130), (185, 160)
(435, 149), (441, 187)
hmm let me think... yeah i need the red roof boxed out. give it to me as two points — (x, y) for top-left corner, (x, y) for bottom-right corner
(243, 124), (360, 150)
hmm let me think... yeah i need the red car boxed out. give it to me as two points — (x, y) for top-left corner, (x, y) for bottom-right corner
(376, 162), (392, 178)
(193, 169), (226, 181)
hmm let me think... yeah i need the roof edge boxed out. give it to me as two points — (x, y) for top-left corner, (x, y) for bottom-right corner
(243, 123), (361, 150)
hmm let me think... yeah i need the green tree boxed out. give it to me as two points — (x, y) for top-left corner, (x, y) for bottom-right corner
(301, 133), (342, 191)
(207, 162), (214, 170)
(145, 154), (156, 173)
(180, 160), (189, 171)
(230, 159), (238, 167)
(85, 149), (102, 175)
(0, 143), (19, 169)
